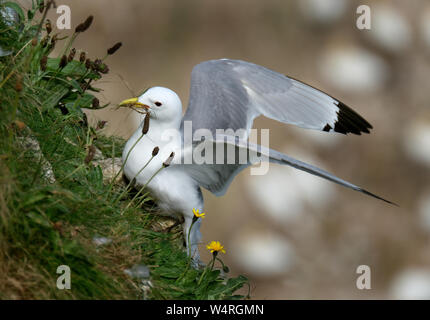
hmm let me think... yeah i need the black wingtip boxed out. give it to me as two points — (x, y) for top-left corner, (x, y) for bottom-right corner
(360, 189), (399, 207)
(333, 101), (373, 135)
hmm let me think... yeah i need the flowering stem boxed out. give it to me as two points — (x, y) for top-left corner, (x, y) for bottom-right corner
(216, 257), (227, 272)
(121, 164), (165, 214)
(35, 2), (51, 36)
(209, 254), (216, 272)
(108, 132), (144, 193)
(197, 255), (216, 286)
(61, 32), (78, 58)
(112, 154), (155, 205)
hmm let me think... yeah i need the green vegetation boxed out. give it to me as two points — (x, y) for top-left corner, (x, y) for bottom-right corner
(0, 0), (248, 299)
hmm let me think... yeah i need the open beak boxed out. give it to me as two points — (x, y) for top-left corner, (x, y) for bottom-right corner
(118, 97), (150, 111)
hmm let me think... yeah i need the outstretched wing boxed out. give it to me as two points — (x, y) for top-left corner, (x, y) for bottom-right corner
(176, 135), (394, 205)
(181, 59), (372, 137)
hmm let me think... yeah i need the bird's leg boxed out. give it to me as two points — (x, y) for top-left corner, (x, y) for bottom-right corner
(183, 215), (203, 267)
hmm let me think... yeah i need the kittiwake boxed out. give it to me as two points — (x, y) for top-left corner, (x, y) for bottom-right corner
(119, 59), (394, 263)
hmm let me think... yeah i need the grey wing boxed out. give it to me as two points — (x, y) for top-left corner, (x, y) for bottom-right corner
(177, 135), (394, 205)
(181, 59), (372, 137)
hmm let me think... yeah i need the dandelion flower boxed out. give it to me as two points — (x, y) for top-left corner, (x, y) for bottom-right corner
(193, 208), (205, 219)
(206, 241), (226, 254)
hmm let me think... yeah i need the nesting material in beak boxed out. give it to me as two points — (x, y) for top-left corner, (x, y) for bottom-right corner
(118, 98), (150, 113)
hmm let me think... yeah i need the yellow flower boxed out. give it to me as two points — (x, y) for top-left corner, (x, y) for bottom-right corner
(193, 208), (205, 219)
(206, 241), (226, 254)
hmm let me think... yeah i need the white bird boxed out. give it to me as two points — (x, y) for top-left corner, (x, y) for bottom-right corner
(119, 59), (394, 263)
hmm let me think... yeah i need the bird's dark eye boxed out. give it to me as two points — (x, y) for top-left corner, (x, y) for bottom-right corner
(155, 101), (162, 107)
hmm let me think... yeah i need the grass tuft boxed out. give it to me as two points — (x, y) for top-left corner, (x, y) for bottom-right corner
(0, 0), (248, 300)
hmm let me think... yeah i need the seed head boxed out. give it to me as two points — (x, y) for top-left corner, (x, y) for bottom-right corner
(39, 0), (45, 13)
(107, 42), (122, 55)
(40, 56), (48, 71)
(48, 34), (57, 51)
(41, 36), (49, 48)
(96, 120), (107, 130)
(31, 38), (38, 46)
(45, 0), (56, 11)
(80, 81), (89, 91)
(59, 55), (68, 69)
(92, 97), (100, 108)
(84, 145), (96, 164)
(142, 113), (150, 134)
(93, 59), (102, 71)
(85, 58), (92, 69)
(15, 75), (23, 92)
(152, 146), (160, 157)
(75, 15), (94, 33)
(98, 63), (109, 74)
(45, 19), (52, 34)
(67, 48), (76, 62)
(163, 152), (175, 167)
(79, 52), (86, 63)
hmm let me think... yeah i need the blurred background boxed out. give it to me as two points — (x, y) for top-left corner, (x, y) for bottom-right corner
(17, 0), (430, 299)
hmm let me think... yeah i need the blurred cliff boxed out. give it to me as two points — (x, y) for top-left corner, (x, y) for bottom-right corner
(17, 0), (430, 299)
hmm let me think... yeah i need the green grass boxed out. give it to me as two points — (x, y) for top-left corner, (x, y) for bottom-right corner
(0, 0), (248, 300)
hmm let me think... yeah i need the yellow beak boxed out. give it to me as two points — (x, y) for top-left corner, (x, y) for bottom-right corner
(118, 97), (150, 110)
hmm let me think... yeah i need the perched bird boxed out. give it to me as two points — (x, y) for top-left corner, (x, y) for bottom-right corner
(119, 59), (393, 263)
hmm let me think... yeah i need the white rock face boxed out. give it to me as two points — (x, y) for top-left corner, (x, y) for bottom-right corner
(0, 6), (20, 57)
(18, 137), (56, 183)
(298, 0), (347, 24)
(245, 150), (334, 225)
(124, 264), (150, 279)
(92, 237), (112, 246)
(319, 46), (388, 93)
(403, 121), (430, 167)
(231, 231), (295, 277)
(94, 157), (123, 183)
(367, 4), (412, 54)
(390, 269), (430, 300)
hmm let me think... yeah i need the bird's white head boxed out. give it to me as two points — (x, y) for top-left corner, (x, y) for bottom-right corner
(119, 86), (183, 129)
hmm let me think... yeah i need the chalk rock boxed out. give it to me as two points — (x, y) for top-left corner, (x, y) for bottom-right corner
(319, 46), (388, 93)
(124, 264), (150, 279)
(0, 6), (21, 56)
(231, 231), (295, 277)
(92, 236), (112, 246)
(18, 137), (56, 183)
(367, 4), (412, 54)
(298, 0), (347, 25)
(94, 157), (123, 183)
(390, 269), (430, 299)
(403, 121), (430, 167)
(245, 149), (334, 225)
